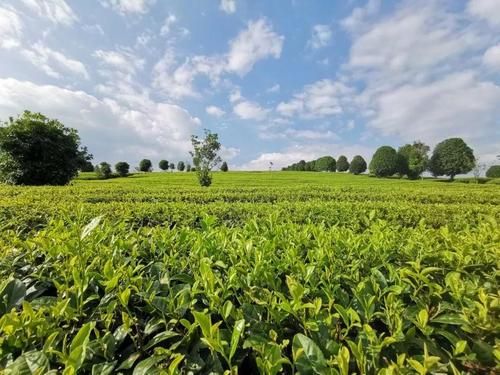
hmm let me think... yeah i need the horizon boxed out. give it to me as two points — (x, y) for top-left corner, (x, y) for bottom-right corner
(0, 0), (499, 170)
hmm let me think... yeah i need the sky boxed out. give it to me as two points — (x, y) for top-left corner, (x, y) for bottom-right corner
(0, 0), (499, 170)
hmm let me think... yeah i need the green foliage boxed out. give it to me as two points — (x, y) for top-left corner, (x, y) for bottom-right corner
(369, 146), (399, 177)
(283, 156), (335, 172)
(177, 161), (185, 172)
(158, 160), (169, 171)
(336, 155), (349, 172)
(169, 162), (175, 171)
(79, 160), (95, 173)
(486, 165), (500, 178)
(95, 162), (112, 179)
(349, 155), (367, 175)
(220, 161), (228, 172)
(186, 163), (192, 172)
(190, 129), (222, 187)
(0, 172), (498, 373)
(429, 138), (475, 180)
(0, 111), (91, 185)
(114, 162), (129, 177)
(398, 142), (430, 179)
(139, 159), (153, 172)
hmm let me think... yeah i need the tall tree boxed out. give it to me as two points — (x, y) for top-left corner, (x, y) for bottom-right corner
(0, 111), (91, 185)
(398, 141), (430, 179)
(428, 138), (475, 180)
(190, 129), (222, 187)
(336, 155), (349, 172)
(369, 146), (399, 177)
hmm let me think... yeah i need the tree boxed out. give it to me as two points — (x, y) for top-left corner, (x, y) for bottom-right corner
(397, 142), (430, 179)
(169, 162), (175, 171)
(95, 162), (112, 179)
(336, 155), (349, 172)
(159, 160), (169, 171)
(186, 163), (191, 172)
(220, 161), (228, 172)
(349, 155), (367, 175)
(428, 138), (475, 180)
(297, 160), (306, 171)
(139, 159), (152, 172)
(177, 161), (185, 172)
(315, 156), (336, 172)
(0, 111), (91, 185)
(80, 160), (95, 172)
(486, 165), (500, 178)
(190, 129), (222, 187)
(115, 161), (130, 177)
(369, 146), (399, 177)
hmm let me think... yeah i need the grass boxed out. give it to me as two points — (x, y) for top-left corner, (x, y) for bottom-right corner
(0, 172), (499, 374)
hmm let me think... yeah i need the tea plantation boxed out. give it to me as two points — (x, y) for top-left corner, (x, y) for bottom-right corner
(0, 172), (499, 374)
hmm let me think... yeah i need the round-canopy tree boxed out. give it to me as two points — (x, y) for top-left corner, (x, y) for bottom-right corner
(139, 159), (152, 172)
(349, 155), (367, 175)
(0, 111), (91, 185)
(485, 165), (500, 178)
(369, 146), (398, 177)
(315, 156), (336, 172)
(428, 138), (475, 180)
(115, 161), (129, 177)
(95, 162), (112, 179)
(220, 161), (228, 172)
(177, 161), (185, 171)
(336, 155), (349, 172)
(169, 162), (175, 171)
(397, 142), (430, 179)
(159, 160), (169, 171)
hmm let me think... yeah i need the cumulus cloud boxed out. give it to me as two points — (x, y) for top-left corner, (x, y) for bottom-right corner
(483, 43), (500, 69)
(308, 25), (332, 49)
(20, 0), (77, 26)
(220, 0), (236, 14)
(206, 105), (226, 117)
(233, 100), (269, 121)
(100, 0), (156, 15)
(0, 6), (23, 49)
(0, 78), (201, 163)
(277, 79), (353, 119)
(467, 0), (500, 27)
(21, 42), (89, 79)
(226, 18), (284, 75)
(93, 49), (145, 75)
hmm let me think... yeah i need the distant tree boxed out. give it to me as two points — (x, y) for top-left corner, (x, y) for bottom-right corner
(95, 162), (112, 179)
(305, 160), (315, 171)
(186, 163), (191, 172)
(169, 162), (175, 171)
(220, 161), (228, 172)
(486, 165), (500, 178)
(428, 138), (475, 180)
(159, 160), (169, 171)
(115, 161), (130, 177)
(139, 159), (152, 172)
(349, 155), (367, 175)
(190, 129), (222, 187)
(397, 142), (430, 179)
(369, 146), (399, 177)
(80, 160), (95, 172)
(177, 161), (185, 171)
(191, 167), (196, 172)
(336, 155), (349, 172)
(0, 111), (91, 185)
(297, 160), (306, 171)
(315, 156), (336, 172)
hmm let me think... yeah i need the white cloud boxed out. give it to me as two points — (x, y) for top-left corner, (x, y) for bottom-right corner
(220, 0), (236, 14)
(483, 43), (500, 69)
(20, 0), (77, 26)
(160, 14), (176, 35)
(267, 84), (280, 93)
(206, 105), (226, 117)
(0, 6), (23, 49)
(308, 24), (332, 49)
(233, 100), (269, 121)
(220, 146), (240, 160)
(21, 42), (89, 79)
(0, 78), (201, 163)
(277, 79), (352, 118)
(226, 18), (284, 75)
(341, 0), (380, 32)
(229, 88), (242, 103)
(93, 49), (145, 75)
(100, 0), (156, 15)
(467, 0), (500, 27)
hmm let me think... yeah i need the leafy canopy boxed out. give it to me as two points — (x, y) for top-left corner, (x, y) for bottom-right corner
(158, 160), (169, 171)
(398, 142), (430, 179)
(0, 111), (91, 185)
(115, 162), (130, 177)
(220, 161), (229, 172)
(139, 159), (153, 172)
(190, 129), (221, 187)
(336, 155), (349, 172)
(369, 146), (398, 177)
(428, 138), (475, 180)
(349, 155), (367, 175)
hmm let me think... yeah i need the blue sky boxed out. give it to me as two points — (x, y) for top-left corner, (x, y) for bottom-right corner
(0, 0), (499, 170)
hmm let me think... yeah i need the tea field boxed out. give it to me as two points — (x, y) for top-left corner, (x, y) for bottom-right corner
(0, 172), (499, 374)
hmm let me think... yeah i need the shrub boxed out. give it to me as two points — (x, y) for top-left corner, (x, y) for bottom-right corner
(428, 138), (475, 180)
(486, 165), (500, 178)
(349, 155), (367, 175)
(0, 111), (91, 185)
(369, 146), (398, 177)
(336, 155), (349, 172)
(115, 162), (130, 177)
